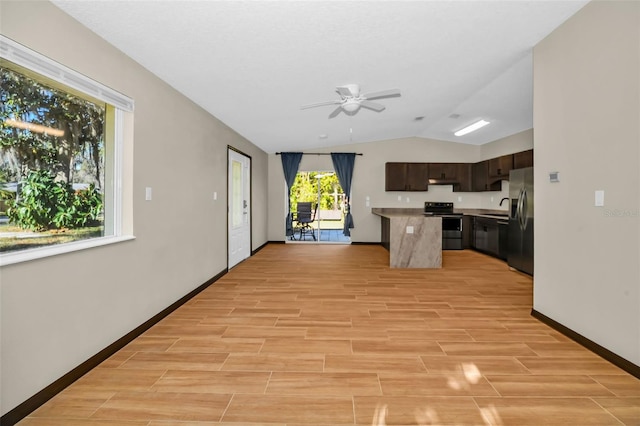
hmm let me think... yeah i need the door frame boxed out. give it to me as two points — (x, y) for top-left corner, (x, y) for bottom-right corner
(227, 146), (252, 268)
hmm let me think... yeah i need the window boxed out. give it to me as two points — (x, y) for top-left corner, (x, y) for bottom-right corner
(0, 36), (134, 265)
(231, 159), (243, 228)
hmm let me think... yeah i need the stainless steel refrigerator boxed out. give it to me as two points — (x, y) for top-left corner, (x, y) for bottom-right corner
(508, 167), (533, 275)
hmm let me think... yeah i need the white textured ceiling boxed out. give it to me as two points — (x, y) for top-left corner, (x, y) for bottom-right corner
(51, 0), (588, 153)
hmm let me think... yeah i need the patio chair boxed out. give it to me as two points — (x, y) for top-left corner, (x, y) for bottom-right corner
(293, 202), (317, 240)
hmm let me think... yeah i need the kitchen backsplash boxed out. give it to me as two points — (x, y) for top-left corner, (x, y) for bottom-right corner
(371, 181), (510, 212)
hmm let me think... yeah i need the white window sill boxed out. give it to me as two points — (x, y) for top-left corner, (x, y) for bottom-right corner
(0, 235), (136, 267)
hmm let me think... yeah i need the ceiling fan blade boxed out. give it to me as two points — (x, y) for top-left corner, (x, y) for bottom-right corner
(328, 106), (343, 118)
(300, 100), (341, 110)
(360, 100), (386, 112)
(336, 86), (355, 98)
(362, 89), (401, 100)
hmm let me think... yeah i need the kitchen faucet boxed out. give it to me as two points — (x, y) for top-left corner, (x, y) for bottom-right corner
(499, 197), (509, 206)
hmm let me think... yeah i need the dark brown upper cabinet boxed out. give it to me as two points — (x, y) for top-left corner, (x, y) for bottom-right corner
(428, 163), (459, 182)
(385, 162), (429, 191)
(472, 160), (490, 192)
(513, 149), (533, 169)
(428, 162), (472, 192)
(454, 163), (473, 192)
(385, 150), (532, 192)
(488, 154), (513, 180)
(385, 162), (407, 191)
(471, 160), (502, 192)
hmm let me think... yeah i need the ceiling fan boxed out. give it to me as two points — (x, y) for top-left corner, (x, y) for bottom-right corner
(301, 84), (401, 118)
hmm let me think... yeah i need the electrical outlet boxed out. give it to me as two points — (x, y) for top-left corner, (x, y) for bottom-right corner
(145, 187), (152, 201)
(406, 226), (414, 234)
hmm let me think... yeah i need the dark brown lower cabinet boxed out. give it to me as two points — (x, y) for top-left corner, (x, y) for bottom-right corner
(380, 216), (390, 251)
(462, 215), (473, 248)
(473, 216), (500, 257)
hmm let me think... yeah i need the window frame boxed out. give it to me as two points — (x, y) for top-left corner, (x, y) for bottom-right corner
(0, 35), (134, 266)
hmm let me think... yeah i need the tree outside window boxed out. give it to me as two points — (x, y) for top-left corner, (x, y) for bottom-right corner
(289, 171), (345, 213)
(0, 64), (106, 252)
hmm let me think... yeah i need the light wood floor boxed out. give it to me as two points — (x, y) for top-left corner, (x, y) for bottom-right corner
(20, 244), (639, 425)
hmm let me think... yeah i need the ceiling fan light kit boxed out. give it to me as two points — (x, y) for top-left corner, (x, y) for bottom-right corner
(301, 84), (401, 118)
(342, 100), (361, 113)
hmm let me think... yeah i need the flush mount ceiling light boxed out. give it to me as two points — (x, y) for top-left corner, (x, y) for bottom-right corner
(454, 119), (490, 136)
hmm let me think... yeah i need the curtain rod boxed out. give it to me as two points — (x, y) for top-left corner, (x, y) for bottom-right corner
(275, 152), (363, 156)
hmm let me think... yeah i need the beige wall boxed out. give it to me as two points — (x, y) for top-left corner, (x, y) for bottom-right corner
(10, 0), (633, 416)
(480, 128), (533, 160)
(534, 1), (639, 365)
(0, 1), (268, 415)
(268, 130), (533, 242)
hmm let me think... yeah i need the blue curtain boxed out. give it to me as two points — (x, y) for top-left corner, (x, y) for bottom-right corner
(331, 153), (356, 236)
(280, 152), (303, 237)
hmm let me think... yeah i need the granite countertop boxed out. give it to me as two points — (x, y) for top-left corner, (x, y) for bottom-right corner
(371, 208), (430, 218)
(454, 208), (508, 216)
(455, 209), (509, 220)
(372, 207), (509, 219)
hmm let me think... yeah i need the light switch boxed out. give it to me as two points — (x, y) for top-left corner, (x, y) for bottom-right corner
(145, 187), (152, 201)
(406, 226), (414, 234)
(595, 190), (605, 207)
(213, 191), (217, 201)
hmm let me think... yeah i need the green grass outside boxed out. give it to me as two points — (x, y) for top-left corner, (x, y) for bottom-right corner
(0, 224), (104, 253)
(0, 216), (345, 254)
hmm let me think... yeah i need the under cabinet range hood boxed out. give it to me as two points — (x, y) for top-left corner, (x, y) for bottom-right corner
(428, 177), (468, 194)
(428, 177), (460, 185)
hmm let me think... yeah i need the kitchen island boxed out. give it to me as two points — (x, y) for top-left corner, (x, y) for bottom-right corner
(372, 208), (442, 268)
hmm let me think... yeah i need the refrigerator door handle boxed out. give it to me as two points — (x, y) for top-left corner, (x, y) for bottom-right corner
(520, 188), (528, 231)
(516, 189), (524, 230)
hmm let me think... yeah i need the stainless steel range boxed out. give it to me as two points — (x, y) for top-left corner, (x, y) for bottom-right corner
(424, 202), (464, 250)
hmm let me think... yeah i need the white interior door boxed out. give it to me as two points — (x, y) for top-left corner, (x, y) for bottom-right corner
(228, 149), (251, 268)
